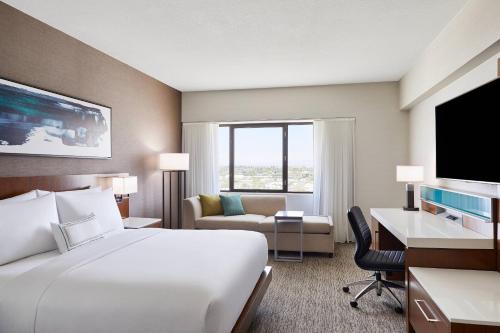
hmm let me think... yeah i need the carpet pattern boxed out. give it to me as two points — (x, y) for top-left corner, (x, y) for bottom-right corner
(248, 243), (406, 333)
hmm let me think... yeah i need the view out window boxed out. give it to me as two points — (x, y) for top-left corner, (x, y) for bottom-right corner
(288, 124), (314, 192)
(218, 123), (313, 193)
(234, 126), (283, 190)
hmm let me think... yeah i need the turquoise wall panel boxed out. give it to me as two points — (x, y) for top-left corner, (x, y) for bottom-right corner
(420, 186), (491, 220)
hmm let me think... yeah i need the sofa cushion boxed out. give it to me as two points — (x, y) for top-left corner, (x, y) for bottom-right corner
(199, 194), (223, 216)
(259, 215), (331, 234)
(220, 194), (245, 216)
(195, 214), (266, 231)
(241, 195), (286, 216)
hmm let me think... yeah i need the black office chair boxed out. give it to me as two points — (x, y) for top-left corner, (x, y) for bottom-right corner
(342, 206), (405, 313)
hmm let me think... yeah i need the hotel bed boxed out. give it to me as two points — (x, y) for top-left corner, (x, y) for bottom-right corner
(0, 174), (272, 333)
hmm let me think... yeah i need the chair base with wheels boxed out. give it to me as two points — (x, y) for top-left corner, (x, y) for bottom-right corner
(344, 206), (406, 314)
(343, 271), (404, 313)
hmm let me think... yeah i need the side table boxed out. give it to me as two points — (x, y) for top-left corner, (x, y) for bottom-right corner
(274, 210), (304, 262)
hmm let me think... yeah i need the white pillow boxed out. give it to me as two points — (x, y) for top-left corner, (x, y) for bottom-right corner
(51, 213), (104, 253)
(55, 188), (123, 234)
(36, 186), (101, 198)
(0, 190), (37, 204)
(0, 193), (59, 265)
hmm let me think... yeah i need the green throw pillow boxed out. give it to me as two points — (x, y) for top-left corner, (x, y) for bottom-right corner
(199, 194), (224, 216)
(220, 194), (245, 216)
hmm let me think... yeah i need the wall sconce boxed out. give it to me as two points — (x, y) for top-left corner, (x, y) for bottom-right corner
(112, 176), (138, 202)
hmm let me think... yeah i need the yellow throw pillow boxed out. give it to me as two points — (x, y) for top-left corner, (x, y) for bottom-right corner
(199, 194), (224, 216)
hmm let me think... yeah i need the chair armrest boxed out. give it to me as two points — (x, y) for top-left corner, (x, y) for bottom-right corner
(183, 196), (202, 229)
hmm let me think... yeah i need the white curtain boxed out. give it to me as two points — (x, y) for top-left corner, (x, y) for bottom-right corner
(182, 123), (220, 197)
(313, 118), (355, 243)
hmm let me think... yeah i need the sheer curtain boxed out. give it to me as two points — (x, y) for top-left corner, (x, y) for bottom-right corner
(313, 118), (355, 243)
(182, 123), (220, 197)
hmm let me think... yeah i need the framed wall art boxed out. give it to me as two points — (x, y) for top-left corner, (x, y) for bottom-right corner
(0, 77), (111, 159)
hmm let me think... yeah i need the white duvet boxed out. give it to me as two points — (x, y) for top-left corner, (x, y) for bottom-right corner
(0, 229), (268, 333)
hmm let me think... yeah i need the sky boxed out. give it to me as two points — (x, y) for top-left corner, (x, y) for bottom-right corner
(218, 125), (313, 167)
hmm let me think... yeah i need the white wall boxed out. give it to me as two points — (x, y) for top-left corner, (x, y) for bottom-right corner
(400, 0), (500, 109)
(409, 51), (500, 200)
(402, 0), (500, 199)
(182, 82), (409, 216)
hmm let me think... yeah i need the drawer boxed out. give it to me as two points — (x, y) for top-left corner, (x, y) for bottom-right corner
(409, 272), (450, 333)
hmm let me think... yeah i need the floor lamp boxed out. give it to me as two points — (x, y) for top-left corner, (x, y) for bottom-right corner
(159, 153), (189, 229)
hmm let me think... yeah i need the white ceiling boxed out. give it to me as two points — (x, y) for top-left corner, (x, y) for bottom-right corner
(5, 0), (468, 92)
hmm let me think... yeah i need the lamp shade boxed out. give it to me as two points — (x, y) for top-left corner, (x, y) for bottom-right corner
(112, 176), (138, 195)
(159, 153), (189, 171)
(396, 166), (424, 183)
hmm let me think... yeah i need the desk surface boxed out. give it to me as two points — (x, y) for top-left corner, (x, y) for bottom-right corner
(370, 208), (493, 249)
(410, 267), (500, 326)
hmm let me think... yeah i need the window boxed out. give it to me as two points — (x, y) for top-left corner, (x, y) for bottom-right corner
(288, 124), (313, 192)
(218, 123), (313, 192)
(234, 126), (283, 190)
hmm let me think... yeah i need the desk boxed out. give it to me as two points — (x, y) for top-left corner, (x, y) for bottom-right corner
(370, 208), (498, 333)
(409, 267), (500, 332)
(371, 209), (493, 249)
(370, 208), (496, 272)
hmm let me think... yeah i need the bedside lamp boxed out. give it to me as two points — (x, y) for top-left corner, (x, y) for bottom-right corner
(397, 166), (423, 211)
(112, 176), (138, 202)
(159, 153), (189, 229)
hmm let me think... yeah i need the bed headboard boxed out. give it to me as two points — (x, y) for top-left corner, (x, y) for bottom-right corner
(0, 173), (130, 217)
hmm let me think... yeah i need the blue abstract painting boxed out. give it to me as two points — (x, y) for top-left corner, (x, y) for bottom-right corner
(0, 78), (111, 158)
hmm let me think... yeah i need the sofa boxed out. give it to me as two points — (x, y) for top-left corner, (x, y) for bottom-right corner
(183, 194), (334, 256)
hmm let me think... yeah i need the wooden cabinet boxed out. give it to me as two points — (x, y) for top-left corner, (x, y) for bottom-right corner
(370, 217), (379, 250)
(371, 207), (500, 333)
(409, 271), (500, 333)
(371, 216), (406, 251)
(409, 272), (450, 333)
(371, 216), (405, 281)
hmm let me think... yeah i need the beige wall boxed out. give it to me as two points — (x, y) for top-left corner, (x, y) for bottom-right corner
(400, 0), (500, 109)
(409, 51), (500, 200)
(0, 3), (181, 218)
(183, 82), (409, 215)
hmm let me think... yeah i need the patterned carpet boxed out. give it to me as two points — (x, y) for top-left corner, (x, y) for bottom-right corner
(248, 243), (406, 333)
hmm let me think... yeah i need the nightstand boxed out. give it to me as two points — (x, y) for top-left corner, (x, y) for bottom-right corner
(123, 217), (162, 229)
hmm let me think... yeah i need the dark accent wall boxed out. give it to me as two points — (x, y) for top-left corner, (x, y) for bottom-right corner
(0, 2), (181, 218)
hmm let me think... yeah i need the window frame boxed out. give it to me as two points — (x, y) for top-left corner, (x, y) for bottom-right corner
(219, 122), (313, 194)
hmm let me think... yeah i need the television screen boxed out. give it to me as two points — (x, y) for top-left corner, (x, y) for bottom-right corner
(435, 77), (499, 183)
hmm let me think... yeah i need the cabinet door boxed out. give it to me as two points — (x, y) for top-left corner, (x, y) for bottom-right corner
(408, 273), (450, 333)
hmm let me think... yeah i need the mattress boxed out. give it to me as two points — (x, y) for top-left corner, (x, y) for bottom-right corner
(0, 228), (268, 333)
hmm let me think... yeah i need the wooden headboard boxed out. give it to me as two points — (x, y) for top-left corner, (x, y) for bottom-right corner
(0, 173), (130, 218)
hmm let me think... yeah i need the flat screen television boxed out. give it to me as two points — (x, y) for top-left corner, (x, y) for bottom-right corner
(435, 77), (499, 184)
